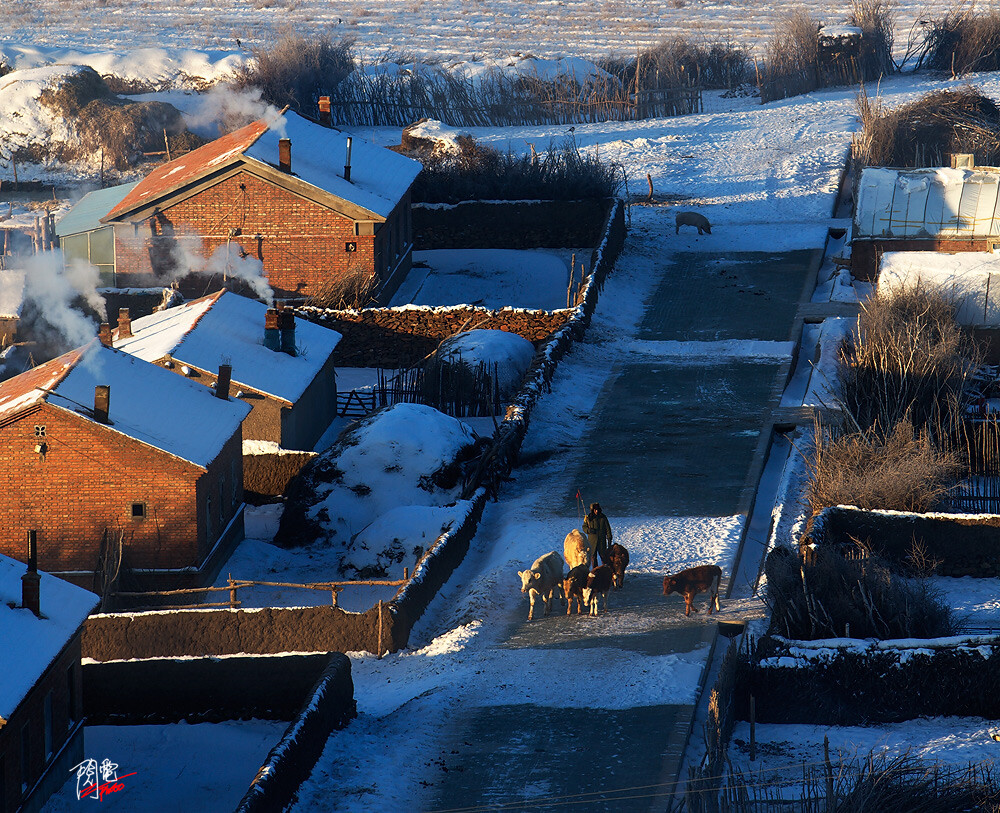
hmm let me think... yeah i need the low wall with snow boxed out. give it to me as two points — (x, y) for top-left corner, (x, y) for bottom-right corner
(811, 505), (1000, 577)
(83, 653), (333, 723)
(412, 198), (610, 250)
(750, 634), (1000, 725)
(235, 653), (356, 813)
(299, 305), (573, 368)
(81, 603), (402, 661)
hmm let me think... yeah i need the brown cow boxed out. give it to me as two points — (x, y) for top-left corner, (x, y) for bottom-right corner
(582, 565), (614, 616)
(608, 543), (630, 589)
(563, 564), (590, 615)
(662, 564), (722, 616)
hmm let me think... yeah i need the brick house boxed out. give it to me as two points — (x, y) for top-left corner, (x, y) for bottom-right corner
(0, 548), (97, 813)
(110, 290), (341, 451)
(0, 341), (250, 591)
(57, 112), (423, 302)
(851, 162), (1000, 281)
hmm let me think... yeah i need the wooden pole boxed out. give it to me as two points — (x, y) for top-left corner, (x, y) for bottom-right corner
(749, 694), (756, 761)
(377, 599), (383, 659)
(163, 128), (172, 162)
(646, 173), (654, 202)
(824, 735), (834, 812)
(228, 573), (239, 608)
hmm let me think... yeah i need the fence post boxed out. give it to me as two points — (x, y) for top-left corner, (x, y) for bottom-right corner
(228, 573), (239, 608)
(377, 599), (383, 659)
(749, 694), (756, 761)
(824, 735), (834, 812)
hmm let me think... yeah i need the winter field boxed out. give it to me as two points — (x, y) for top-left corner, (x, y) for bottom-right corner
(0, 0), (974, 65)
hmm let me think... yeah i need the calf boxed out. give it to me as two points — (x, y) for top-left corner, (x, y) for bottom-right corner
(675, 211), (712, 235)
(662, 564), (722, 616)
(582, 565), (614, 616)
(518, 551), (564, 621)
(563, 528), (593, 571)
(562, 564), (590, 615)
(608, 543), (630, 589)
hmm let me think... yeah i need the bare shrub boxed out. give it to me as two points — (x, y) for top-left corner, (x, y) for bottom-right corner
(759, 9), (821, 102)
(307, 271), (377, 310)
(853, 84), (1000, 169)
(411, 137), (623, 203)
(763, 544), (957, 639)
(838, 285), (978, 435)
(918, 9), (1000, 76)
(805, 420), (961, 517)
(607, 36), (750, 90)
(849, 0), (896, 77)
(231, 30), (356, 112)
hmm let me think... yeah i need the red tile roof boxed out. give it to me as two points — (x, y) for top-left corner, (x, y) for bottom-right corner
(0, 347), (84, 426)
(104, 119), (270, 222)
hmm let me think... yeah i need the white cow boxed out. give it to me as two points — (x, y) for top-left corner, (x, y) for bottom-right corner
(563, 529), (594, 570)
(518, 551), (564, 621)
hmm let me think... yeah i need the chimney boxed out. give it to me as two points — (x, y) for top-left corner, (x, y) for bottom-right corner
(117, 308), (132, 339)
(344, 136), (353, 183)
(318, 96), (332, 127)
(279, 138), (291, 173)
(216, 364), (232, 400)
(21, 530), (40, 617)
(98, 322), (113, 347)
(94, 385), (110, 424)
(264, 308), (280, 351)
(278, 309), (297, 356)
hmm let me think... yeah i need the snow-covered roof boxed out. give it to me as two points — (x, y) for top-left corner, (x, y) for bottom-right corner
(103, 112), (421, 223)
(242, 113), (422, 219)
(0, 552), (98, 721)
(879, 251), (1000, 326)
(819, 24), (862, 38)
(0, 271), (26, 318)
(855, 167), (1000, 239)
(56, 182), (139, 237)
(0, 342), (251, 469)
(113, 290), (341, 403)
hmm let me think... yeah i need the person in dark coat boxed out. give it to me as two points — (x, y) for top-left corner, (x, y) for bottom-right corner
(583, 502), (613, 569)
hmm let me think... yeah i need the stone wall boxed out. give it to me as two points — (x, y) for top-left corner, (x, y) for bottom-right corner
(300, 305), (573, 368)
(412, 199), (610, 250)
(812, 504), (1000, 577)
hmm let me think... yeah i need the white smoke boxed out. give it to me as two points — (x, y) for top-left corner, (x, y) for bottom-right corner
(184, 85), (287, 139)
(21, 250), (106, 350)
(202, 243), (273, 305)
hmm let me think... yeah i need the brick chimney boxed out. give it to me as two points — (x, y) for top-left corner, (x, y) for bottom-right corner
(344, 136), (353, 183)
(98, 323), (113, 347)
(279, 138), (291, 173)
(94, 385), (110, 424)
(278, 309), (297, 357)
(21, 529), (40, 617)
(117, 308), (132, 339)
(216, 364), (232, 399)
(264, 308), (280, 351)
(318, 96), (332, 127)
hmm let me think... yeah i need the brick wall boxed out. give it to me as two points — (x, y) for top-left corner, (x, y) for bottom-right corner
(0, 633), (84, 813)
(299, 306), (574, 368)
(0, 403), (243, 576)
(111, 170), (409, 299)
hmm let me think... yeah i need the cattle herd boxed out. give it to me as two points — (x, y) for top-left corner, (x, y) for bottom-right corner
(516, 529), (723, 621)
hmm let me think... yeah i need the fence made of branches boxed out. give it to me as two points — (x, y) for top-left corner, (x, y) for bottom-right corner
(373, 362), (504, 418)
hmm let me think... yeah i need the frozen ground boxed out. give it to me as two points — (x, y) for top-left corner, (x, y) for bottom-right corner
(41, 719), (286, 811)
(0, 0), (974, 66)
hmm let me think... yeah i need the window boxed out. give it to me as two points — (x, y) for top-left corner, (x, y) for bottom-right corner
(130, 502), (147, 520)
(33, 426), (45, 438)
(43, 693), (53, 759)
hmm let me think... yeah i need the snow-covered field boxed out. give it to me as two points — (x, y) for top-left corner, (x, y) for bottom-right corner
(0, 0), (970, 65)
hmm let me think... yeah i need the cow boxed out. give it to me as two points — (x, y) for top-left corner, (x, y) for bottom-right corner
(518, 551), (564, 621)
(675, 211), (712, 235)
(563, 528), (593, 571)
(563, 564), (590, 615)
(608, 543), (630, 589)
(582, 565), (614, 616)
(662, 564), (722, 616)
